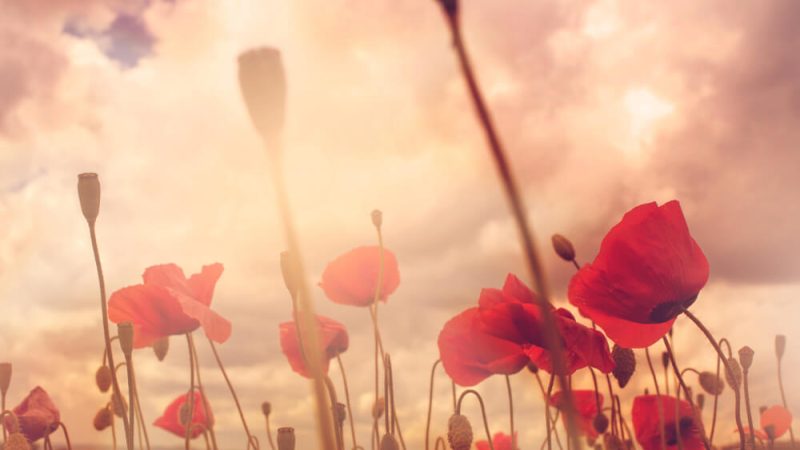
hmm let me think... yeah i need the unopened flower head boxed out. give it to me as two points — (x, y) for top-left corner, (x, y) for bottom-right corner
(551, 234), (576, 262)
(95, 365), (112, 393)
(277, 427), (296, 450)
(698, 371), (724, 396)
(153, 337), (169, 362)
(237, 47), (287, 145)
(77, 173), (101, 224)
(611, 345), (636, 388)
(447, 414), (473, 450)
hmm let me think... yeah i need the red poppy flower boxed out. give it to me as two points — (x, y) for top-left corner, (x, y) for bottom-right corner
(632, 395), (704, 450)
(761, 406), (792, 438)
(3, 386), (60, 442)
(568, 201), (709, 348)
(320, 246), (400, 307)
(153, 391), (213, 439)
(279, 315), (349, 378)
(438, 274), (614, 386)
(550, 390), (604, 440)
(108, 263), (231, 348)
(476, 432), (517, 450)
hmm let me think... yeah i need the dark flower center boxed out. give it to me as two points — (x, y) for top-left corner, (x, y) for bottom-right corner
(664, 417), (695, 446)
(649, 295), (698, 323)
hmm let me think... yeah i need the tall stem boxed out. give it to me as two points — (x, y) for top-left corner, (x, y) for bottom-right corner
(188, 334), (218, 450)
(709, 348), (722, 445)
(662, 337), (710, 450)
(741, 367), (757, 450)
(505, 375), (516, 449)
(456, 390), (495, 450)
(645, 347), (667, 450)
(336, 355), (358, 450)
(681, 309), (745, 450)
(208, 339), (258, 449)
(436, 7), (580, 449)
(425, 360), (441, 450)
(125, 357), (135, 450)
(185, 333), (196, 450)
(88, 225), (132, 449)
(324, 376), (344, 450)
(776, 351), (797, 448)
(265, 414), (276, 450)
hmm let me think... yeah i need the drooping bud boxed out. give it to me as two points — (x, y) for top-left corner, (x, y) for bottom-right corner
(153, 337), (169, 362)
(738, 346), (755, 371)
(277, 427), (295, 450)
(775, 335), (786, 360)
(380, 434), (400, 450)
(372, 397), (385, 420)
(95, 365), (112, 393)
(4, 432), (31, 450)
(77, 173), (101, 224)
(724, 358), (742, 389)
(237, 48), (287, 144)
(527, 362), (539, 374)
(112, 392), (128, 418)
(261, 401), (272, 417)
(94, 407), (113, 431)
(280, 251), (300, 298)
(698, 371), (725, 396)
(551, 234), (576, 262)
(661, 352), (670, 370)
(447, 414), (473, 450)
(371, 210), (383, 229)
(696, 393), (705, 410)
(593, 413), (610, 434)
(0, 362), (11, 397)
(118, 322), (134, 358)
(611, 345), (636, 388)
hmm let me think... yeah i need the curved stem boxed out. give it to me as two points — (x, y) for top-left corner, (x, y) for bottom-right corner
(111, 405), (118, 450)
(662, 337), (710, 450)
(185, 334), (196, 450)
(208, 339), (257, 449)
(709, 347), (722, 445)
(456, 390), (495, 450)
(324, 376), (344, 450)
(505, 375), (516, 449)
(742, 368), (757, 450)
(645, 347), (667, 450)
(57, 422), (73, 450)
(434, 436), (446, 450)
(545, 375), (555, 450)
(126, 356), (135, 450)
(265, 415), (276, 450)
(425, 360), (441, 450)
(776, 352), (797, 448)
(681, 309), (745, 450)
(189, 334), (218, 450)
(336, 355), (358, 450)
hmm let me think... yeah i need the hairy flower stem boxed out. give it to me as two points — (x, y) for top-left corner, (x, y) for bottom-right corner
(662, 337), (711, 450)
(505, 375), (516, 449)
(370, 221), (387, 442)
(587, 368), (604, 433)
(111, 405), (118, 450)
(87, 224), (132, 449)
(185, 333), (196, 450)
(709, 348), (722, 445)
(435, 6), (581, 449)
(208, 339), (258, 449)
(125, 355), (136, 450)
(264, 414), (276, 450)
(741, 366), (757, 450)
(645, 347), (668, 450)
(451, 381), (457, 413)
(456, 390), (495, 450)
(425, 360), (441, 450)
(188, 334), (218, 450)
(681, 309), (745, 450)
(776, 348), (797, 449)
(324, 376), (344, 450)
(336, 355), (358, 450)
(265, 142), (337, 450)
(57, 422), (73, 450)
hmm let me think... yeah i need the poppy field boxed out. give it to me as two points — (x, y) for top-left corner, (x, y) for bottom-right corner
(1, 1), (798, 450)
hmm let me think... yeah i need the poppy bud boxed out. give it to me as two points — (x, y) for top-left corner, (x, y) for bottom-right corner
(527, 362), (539, 374)
(551, 234), (576, 262)
(698, 371), (724, 396)
(94, 407), (113, 431)
(4, 432), (31, 450)
(0, 362), (11, 397)
(118, 322), (134, 358)
(447, 414), (473, 450)
(277, 427), (295, 450)
(153, 337), (169, 362)
(696, 393), (705, 410)
(280, 251), (300, 298)
(334, 402), (346, 424)
(593, 413), (610, 434)
(112, 392), (128, 418)
(738, 346), (755, 371)
(380, 434), (400, 450)
(724, 357), (742, 389)
(661, 352), (670, 370)
(372, 397), (385, 419)
(371, 210), (383, 229)
(77, 173), (101, 224)
(237, 47), (287, 144)
(95, 365), (112, 393)
(775, 335), (786, 360)
(261, 401), (272, 417)
(611, 345), (636, 388)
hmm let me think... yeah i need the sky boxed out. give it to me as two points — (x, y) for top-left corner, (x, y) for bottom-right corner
(1, 0), (800, 448)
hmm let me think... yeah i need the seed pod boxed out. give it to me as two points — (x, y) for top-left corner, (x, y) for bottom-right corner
(699, 371), (724, 396)
(277, 427), (295, 450)
(551, 234), (576, 262)
(261, 401), (272, 417)
(237, 48), (287, 143)
(724, 357), (742, 389)
(696, 393), (705, 410)
(372, 397), (385, 420)
(447, 414), (473, 450)
(738, 346), (755, 371)
(77, 173), (101, 224)
(153, 337), (169, 361)
(611, 345), (636, 388)
(94, 407), (113, 431)
(593, 413), (610, 434)
(372, 210), (383, 228)
(775, 335), (786, 360)
(112, 392), (128, 418)
(380, 434), (400, 450)
(95, 365), (112, 393)
(0, 362), (11, 397)
(4, 432), (31, 450)
(118, 322), (134, 358)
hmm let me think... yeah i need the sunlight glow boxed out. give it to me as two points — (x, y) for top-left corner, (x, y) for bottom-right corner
(624, 87), (674, 143)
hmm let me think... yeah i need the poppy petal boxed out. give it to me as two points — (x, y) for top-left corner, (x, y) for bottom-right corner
(320, 246), (400, 307)
(109, 284), (200, 347)
(760, 405), (792, 438)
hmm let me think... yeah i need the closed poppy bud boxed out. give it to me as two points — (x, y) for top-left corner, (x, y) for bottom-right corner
(94, 407), (113, 431)
(551, 234), (576, 262)
(118, 322), (134, 357)
(261, 401), (272, 417)
(447, 414), (473, 450)
(372, 397), (385, 419)
(612, 345), (636, 388)
(112, 392), (128, 418)
(277, 427), (295, 450)
(372, 210), (383, 229)
(77, 173), (101, 224)
(724, 358), (742, 389)
(280, 251), (299, 297)
(775, 335), (786, 360)
(4, 432), (31, 450)
(0, 362), (11, 396)
(593, 413), (610, 434)
(698, 371), (724, 396)
(738, 346), (755, 371)
(153, 337), (169, 362)
(696, 393), (705, 410)
(95, 365), (112, 393)
(237, 47), (286, 144)
(380, 434), (400, 450)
